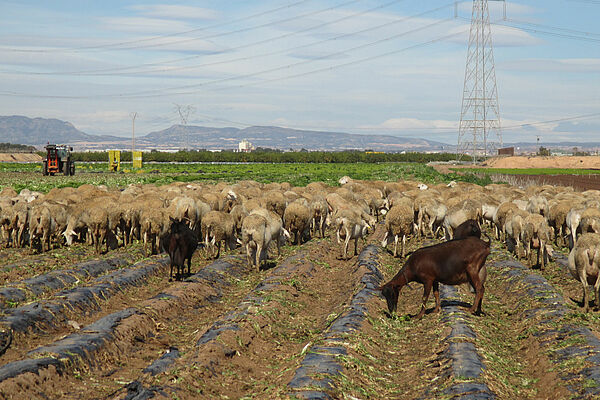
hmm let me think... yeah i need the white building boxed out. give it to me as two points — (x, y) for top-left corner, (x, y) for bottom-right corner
(238, 139), (254, 152)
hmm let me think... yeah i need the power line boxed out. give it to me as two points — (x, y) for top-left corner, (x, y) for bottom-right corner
(0, 17), (456, 99)
(124, 18), (457, 98)
(505, 17), (600, 38)
(0, 0), (365, 53)
(0, 0), (315, 53)
(1, 0), (426, 76)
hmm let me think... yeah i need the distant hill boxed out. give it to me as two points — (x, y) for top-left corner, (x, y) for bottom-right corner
(1, 115), (599, 154)
(0, 116), (450, 152)
(0, 116), (124, 147)
(139, 124), (450, 152)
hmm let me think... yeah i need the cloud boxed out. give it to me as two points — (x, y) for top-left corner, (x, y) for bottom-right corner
(101, 16), (194, 34)
(130, 5), (218, 21)
(287, 49), (349, 61)
(500, 58), (600, 73)
(446, 23), (542, 47)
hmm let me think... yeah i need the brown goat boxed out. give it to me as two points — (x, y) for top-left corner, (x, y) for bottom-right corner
(379, 235), (491, 319)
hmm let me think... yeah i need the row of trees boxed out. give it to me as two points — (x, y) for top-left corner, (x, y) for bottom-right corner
(0, 143), (37, 152)
(65, 150), (468, 164)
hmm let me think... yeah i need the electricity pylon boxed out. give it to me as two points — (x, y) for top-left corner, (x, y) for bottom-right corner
(457, 0), (503, 162)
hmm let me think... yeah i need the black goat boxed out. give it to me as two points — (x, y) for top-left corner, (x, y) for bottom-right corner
(166, 217), (198, 281)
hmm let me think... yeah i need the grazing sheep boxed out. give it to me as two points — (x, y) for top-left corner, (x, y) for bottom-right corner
(579, 207), (600, 235)
(165, 217), (198, 281)
(332, 209), (371, 259)
(523, 213), (554, 269)
(568, 233), (600, 312)
(240, 214), (269, 270)
(201, 211), (237, 259)
(140, 207), (166, 256)
(309, 195), (329, 238)
(526, 195), (549, 216)
(250, 208), (290, 256)
(548, 200), (575, 247)
(283, 199), (313, 245)
(230, 204), (249, 236)
(381, 204), (414, 258)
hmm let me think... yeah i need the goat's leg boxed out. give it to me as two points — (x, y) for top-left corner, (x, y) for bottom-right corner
(432, 281), (441, 313)
(415, 281), (433, 319)
(468, 270), (485, 315)
(354, 237), (358, 256)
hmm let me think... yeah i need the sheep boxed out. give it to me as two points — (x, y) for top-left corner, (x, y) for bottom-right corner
(493, 202), (520, 241)
(165, 217), (198, 281)
(566, 207), (586, 249)
(201, 211), (237, 259)
(230, 204), (249, 236)
(378, 235), (491, 319)
(381, 204), (414, 258)
(417, 200), (447, 239)
(250, 208), (290, 256)
(526, 195), (549, 216)
(522, 213), (554, 269)
(309, 195), (329, 238)
(579, 207), (600, 235)
(504, 209), (529, 258)
(240, 214), (269, 270)
(548, 200), (576, 247)
(331, 209), (371, 260)
(568, 233), (600, 312)
(283, 199), (314, 245)
(140, 207), (166, 256)
(264, 190), (287, 218)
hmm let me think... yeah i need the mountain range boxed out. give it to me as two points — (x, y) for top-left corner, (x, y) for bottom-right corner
(0, 115), (450, 152)
(1, 115), (598, 154)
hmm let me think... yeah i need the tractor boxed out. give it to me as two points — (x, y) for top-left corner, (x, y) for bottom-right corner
(42, 144), (75, 176)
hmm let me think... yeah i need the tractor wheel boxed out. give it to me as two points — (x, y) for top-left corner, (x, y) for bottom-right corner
(42, 161), (48, 176)
(70, 162), (75, 176)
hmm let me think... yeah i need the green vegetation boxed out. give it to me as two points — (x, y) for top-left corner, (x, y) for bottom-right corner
(0, 162), (491, 193)
(0, 142), (37, 152)
(68, 150), (468, 164)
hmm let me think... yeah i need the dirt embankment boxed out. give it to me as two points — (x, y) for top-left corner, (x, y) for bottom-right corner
(483, 155), (600, 169)
(0, 153), (42, 162)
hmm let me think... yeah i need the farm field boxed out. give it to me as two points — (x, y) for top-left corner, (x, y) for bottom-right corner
(0, 161), (487, 193)
(0, 166), (599, 399)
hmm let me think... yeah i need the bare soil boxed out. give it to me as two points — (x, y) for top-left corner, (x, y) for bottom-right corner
(0, 153), (42, 163)
(0, 224), (597, 399)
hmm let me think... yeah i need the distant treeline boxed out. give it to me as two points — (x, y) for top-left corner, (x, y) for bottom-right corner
(68, 150), (468, 163)
(0, 143), (37, 152)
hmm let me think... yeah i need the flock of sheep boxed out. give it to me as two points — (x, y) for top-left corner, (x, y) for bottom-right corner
(0, 176), (598, 311)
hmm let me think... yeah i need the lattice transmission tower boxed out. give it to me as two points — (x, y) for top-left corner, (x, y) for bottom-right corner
(457, 0), (504, 162)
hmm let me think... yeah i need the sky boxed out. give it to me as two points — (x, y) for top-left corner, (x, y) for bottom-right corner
(0, 0), (598, 145)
